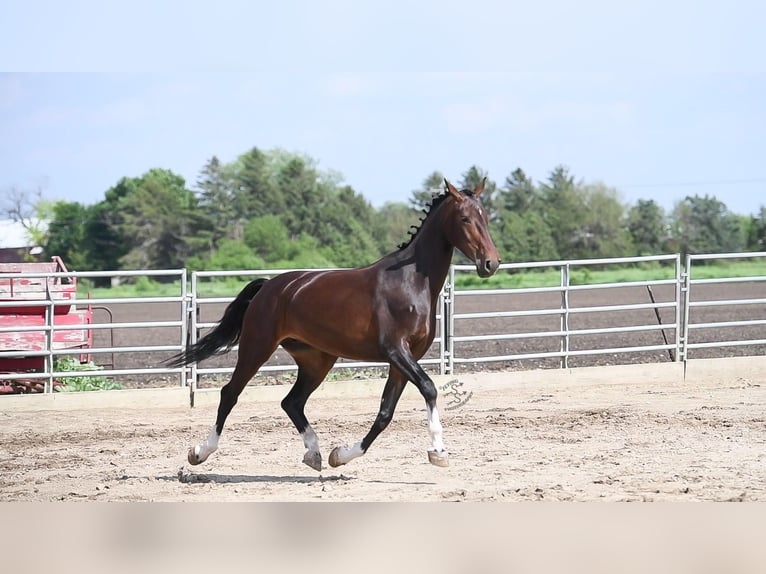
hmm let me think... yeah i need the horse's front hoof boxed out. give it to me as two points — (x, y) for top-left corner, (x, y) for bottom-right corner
(328, 446), (346, 468)
(428, 449), (449, 467)
(188, 446), (203, 466)
(303, 450), (322, 472)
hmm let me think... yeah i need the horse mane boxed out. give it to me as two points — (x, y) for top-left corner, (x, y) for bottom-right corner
(397, 187), (474, 250)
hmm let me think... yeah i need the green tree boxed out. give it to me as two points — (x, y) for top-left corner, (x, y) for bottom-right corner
(186, 238), (265, 272)
(497, 210), (558, 263)
(410, 171), (444, 211)
(44, 201), (90, 269)
(277, 155), (327, 238)
(195, 156), (238, 247)
(233, 147), (284, 219)
(376, 201), (417, 250)
(116, 169), (200, 270)
(500, 168), (538, 214)
(539, 165), (588, 259)
(244, 215), (291, 263)
(460, 165), (498, 221)
(575, 183), (632, 258)
(743, 207), (766, 251)
(670, 194), (745, 256)
(627, 199), (668, 255)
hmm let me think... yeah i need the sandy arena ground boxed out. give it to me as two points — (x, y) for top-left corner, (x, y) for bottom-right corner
(1, 357), (764, 502)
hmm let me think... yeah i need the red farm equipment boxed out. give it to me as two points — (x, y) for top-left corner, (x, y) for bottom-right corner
(0, 257), (93, 394)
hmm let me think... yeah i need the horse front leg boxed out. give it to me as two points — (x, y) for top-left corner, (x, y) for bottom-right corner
(387, 347), (448, 467)
(328, 368), (407, 467)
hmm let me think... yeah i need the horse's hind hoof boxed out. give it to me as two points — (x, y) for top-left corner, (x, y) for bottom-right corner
(428, 450), (449, 467)
(303, 451), (322, 472)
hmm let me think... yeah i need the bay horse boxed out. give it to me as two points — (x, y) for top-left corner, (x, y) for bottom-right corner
(168, 178), (500, 471)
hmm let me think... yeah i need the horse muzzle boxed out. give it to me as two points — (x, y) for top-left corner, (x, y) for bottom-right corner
(476, 258), (500, 278)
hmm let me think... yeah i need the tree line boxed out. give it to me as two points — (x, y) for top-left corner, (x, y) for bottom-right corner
(10, 146), (766, 275)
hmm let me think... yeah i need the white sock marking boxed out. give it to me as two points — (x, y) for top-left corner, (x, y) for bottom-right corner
(301, 426), (321, 457)
(194, 425), (220, 461)
(334, 442), (364, 465)
(428, 405), (446, 453)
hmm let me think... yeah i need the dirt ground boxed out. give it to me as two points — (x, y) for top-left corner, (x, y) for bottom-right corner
(1, 359), (764, 502)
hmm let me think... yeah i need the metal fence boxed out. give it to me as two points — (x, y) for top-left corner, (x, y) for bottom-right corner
(1, 252), (764, 405)
(447, 254), (683, 373)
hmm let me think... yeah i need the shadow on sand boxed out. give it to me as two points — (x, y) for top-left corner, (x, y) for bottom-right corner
(155, 468), (435, 486)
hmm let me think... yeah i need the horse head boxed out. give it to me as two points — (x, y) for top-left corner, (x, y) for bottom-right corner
(443, 177), (501, 278)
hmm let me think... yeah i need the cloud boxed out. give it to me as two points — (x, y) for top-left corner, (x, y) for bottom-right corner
(0, 74), (24, 111)
(442, 94), (635, 135)
(442, 97), (509, 134)
(321, 73), (388, 98)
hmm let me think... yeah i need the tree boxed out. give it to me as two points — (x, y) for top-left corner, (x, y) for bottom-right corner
(244, 215), (291, 263)
(539, 165), (588, 259)
(410, 171), (444, 211)
(627, 199), (668, 255)
(233, 147), (284, 219)
(195, 156), (238, 247)
(575, 183), (632, 259)
(743, 207), (766, 251)
(116, 169), (200, 270)
(376, 201), (417, 250)
(496, 210), (558, 263)
(500, 168), (537, 214)
(670, 194), (745, 256)
(1, 184), (51, 253)
(460, 165), (498, 221)
(186, 238), (265, 272)
(44, 201), (90, 269)
(277, 155), (327, 238)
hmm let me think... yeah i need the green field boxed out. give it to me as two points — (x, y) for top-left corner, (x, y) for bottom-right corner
(76, 259), (765, 298)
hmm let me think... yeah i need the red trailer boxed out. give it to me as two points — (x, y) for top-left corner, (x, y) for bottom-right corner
(0, 257), (93, 393)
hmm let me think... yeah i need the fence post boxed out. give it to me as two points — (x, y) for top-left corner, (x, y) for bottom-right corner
(442, 265), (455, 375)
(681, 254), (692, 366)
(674, 253), (682, 363)
(45, 287), (55, 393)
(180, 270), (189, 390)
(559, 264), (571, 369)
(189, 272), (199, 407)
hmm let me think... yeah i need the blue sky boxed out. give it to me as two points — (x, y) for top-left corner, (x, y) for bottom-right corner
(1, 0), (764, 216)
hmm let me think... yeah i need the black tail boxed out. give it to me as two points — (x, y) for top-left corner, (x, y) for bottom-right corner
(166, 278), (268, 368)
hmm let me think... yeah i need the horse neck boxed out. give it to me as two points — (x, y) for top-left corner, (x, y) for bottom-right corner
(405, 205), (455, 298)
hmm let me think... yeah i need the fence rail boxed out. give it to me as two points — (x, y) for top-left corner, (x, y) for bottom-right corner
(1, 252), (764, 405)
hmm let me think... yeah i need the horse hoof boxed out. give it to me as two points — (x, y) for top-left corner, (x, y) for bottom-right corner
(303, 451), (322, 472)
(428, 450), (449, 467)
(328, 446), (345, 468)
(187, 447), (203, 466)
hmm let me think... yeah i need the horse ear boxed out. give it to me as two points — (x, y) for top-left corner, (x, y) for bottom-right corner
(474, 177), (487, 197)
(444, 178), (464, 202)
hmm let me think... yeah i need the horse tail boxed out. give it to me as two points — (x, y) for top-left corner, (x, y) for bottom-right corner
(166, 278), (268, 367)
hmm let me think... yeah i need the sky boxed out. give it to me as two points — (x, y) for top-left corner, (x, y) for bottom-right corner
(1, 0), (765, 217)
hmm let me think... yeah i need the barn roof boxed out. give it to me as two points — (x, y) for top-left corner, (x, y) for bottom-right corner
(0, 219), (47, 249)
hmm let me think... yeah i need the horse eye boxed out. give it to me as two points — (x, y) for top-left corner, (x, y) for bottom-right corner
(461, 216), (470, 223)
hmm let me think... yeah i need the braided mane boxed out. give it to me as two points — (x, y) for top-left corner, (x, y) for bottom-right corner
(397, 187), (474, 250)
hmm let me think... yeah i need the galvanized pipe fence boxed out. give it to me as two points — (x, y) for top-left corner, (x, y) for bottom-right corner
(1, 252), (764, 405)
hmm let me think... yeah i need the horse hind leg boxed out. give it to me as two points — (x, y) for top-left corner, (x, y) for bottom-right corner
(188, 333), (278, 466)
(328, 367), (407, 468)
(280, 341), (337, 472)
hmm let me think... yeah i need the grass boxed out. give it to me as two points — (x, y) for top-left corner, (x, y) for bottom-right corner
(75, 259), (765, 298)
